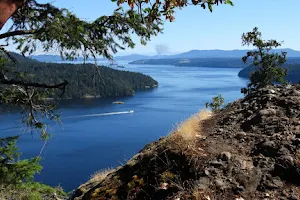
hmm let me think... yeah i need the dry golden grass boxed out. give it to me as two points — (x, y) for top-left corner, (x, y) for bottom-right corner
(162, 109), (212, 161)
(192, 189), (213, 200)
(174, 109), (212, 141)
(167, 109), (212, 144)
(88, 168), (114, 183)
(76, 168), (115, 197)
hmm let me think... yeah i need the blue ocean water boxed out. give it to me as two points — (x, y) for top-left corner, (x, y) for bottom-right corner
(0, 62), (247, 191)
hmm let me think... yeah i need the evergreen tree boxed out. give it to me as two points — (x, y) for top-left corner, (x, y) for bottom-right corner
(241, 27), (288, 95)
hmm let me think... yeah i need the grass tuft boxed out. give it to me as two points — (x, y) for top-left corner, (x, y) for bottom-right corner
(165, 109), (212, 154)
(89, 168), (114, 183)
(174, 109), (211, 141)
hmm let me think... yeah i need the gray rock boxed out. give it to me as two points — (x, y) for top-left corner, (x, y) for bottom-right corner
(293, 89), (300, 96)
(254, 157), (275, 172)
(242, 102), (249, 107)
(214, 178), (228, 190)
(236, 168), (262, 193)
(259, 109), (277, 116)
(289, 195), (299, 200)
(204, 169), (210, 176)
(263, 174), (283, 189)
(272, 177), (283, 188)
(220, 152), (232, 161)
(264, 94), (277, 100)
(261, 140), (278, 153)
(268, 89), (276, 94)
(210, 160), (224, 167)
(278, 155), (294, 166)
(204, 167), (218, 175)
(278, 147), (290, 156)
(218, 128), (224, 132)
(197, 177), (210, 190)
(235, 132), (247, 140)
(247, 110), (254, 115)
(282, 190), (290, 197)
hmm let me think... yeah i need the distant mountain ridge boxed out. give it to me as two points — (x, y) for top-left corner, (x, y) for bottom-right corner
(30, 48), (300, 62)
(168, 48), (300, 58)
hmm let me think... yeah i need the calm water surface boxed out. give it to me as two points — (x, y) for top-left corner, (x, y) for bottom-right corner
(0, 62), (247, 191)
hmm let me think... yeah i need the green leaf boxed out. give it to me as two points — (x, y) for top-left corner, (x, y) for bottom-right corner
(226, 0), (234, 6)
(208, 4), (213, 12)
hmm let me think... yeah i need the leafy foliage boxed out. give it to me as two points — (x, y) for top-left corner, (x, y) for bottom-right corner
(5, 0), (233, 60)
(205, 94), (224, 112)
(116, 0), (234, 21)
(241, 27), (288, 95)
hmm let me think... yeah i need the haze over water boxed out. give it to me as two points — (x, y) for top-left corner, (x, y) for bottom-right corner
(0, 62), (247, 191)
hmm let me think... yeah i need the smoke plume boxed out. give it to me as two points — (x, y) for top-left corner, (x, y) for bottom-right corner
(155, 44), (169, 56)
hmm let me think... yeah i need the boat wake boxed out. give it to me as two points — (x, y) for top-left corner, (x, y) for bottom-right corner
(66, 110), (134, 119)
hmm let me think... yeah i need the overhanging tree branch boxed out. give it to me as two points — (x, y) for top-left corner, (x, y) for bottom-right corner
(0, 75), (68, 89)
(0, 29), (41, 40)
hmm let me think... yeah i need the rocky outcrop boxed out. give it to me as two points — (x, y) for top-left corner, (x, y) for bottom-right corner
(199, 84), (300, 199)
(72, 84), (300, 200)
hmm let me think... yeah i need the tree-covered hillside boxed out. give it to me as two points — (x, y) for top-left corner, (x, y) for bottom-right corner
(130, 57), (300, 68)
(130, 57), (248, 68)
(4, 57), (158, 99)
(238, 64), (300, 84)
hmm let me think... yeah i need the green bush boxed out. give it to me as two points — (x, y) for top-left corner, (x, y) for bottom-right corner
(205, 94), (225, 112)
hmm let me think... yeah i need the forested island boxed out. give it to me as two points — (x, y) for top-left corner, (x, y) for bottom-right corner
(4, 53), (158, 99)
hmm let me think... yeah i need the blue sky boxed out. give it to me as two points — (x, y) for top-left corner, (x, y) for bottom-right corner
(2, 0), (300, 55)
